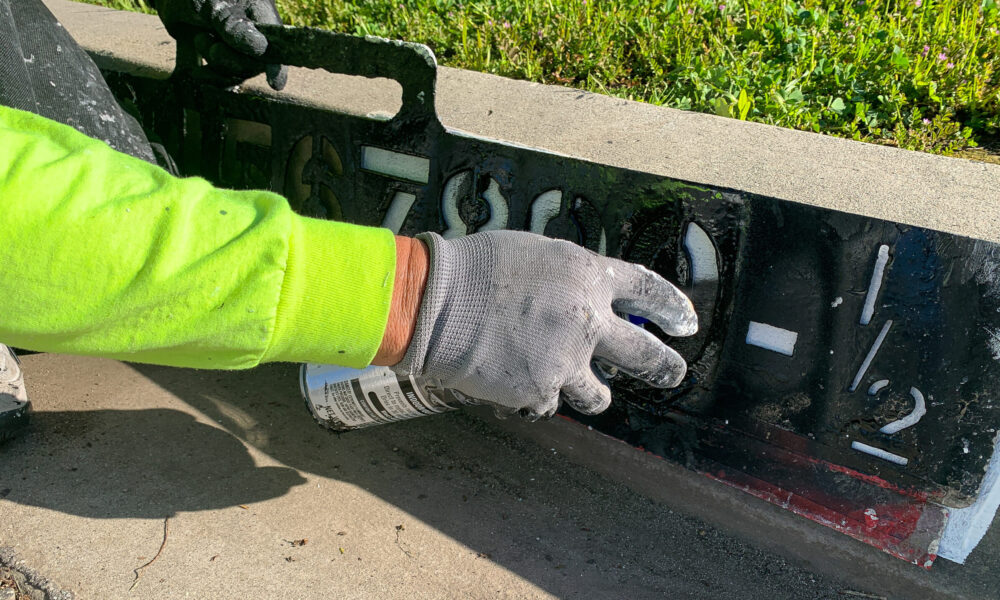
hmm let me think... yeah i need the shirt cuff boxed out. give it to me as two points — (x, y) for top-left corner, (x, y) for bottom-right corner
(264, 216), (396, 367)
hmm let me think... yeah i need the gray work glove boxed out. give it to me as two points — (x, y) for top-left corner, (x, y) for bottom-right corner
(155, 0), (288, 90)
(394, 231), (698, 420)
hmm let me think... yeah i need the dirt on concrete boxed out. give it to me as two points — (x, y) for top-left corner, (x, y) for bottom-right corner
(0, 556), (71, 600)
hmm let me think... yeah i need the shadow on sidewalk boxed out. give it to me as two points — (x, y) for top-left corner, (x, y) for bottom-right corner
(5, 361), (997, 599)
(0, 406), (305, 518)
(111, 362), (846, 600)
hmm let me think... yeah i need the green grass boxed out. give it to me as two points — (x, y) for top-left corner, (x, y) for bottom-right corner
(90, 0), (1000, 158)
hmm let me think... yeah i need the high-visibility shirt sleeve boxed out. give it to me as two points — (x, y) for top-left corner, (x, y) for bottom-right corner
(0, 105), (396, 369)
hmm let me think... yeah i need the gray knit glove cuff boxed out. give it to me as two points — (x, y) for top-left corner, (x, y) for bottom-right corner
(393, 231), (697, 420)
(393, 231), (460, 379)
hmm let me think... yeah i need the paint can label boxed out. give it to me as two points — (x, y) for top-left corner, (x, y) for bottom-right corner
(301, 364), (458, 431)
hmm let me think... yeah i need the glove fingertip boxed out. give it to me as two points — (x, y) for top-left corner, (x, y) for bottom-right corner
(648, 356), (687, 389)
(241, 25), (269, 56)
(562, 379), (612, 416)
(571, 397), (610, 416)
(677, 306), (699, 337)
(216, 16), (268, 56)
(266, 63), (288, 90)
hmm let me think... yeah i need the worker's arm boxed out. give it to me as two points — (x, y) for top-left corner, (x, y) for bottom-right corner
(0, 104), (394, 369)
(1, 104), (697, 417)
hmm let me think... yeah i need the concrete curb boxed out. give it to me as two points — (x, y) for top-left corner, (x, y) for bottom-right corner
(490, 413), (994, 600)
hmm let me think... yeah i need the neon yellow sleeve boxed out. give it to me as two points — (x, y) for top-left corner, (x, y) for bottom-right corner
(0, 105), (395, 369)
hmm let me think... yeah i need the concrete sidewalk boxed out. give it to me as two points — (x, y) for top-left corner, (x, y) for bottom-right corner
(0, 354), (998, 599)
(0, 354), (840, 600)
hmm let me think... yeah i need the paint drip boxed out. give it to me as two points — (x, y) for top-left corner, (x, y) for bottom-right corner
(986, 327), (1000, 362)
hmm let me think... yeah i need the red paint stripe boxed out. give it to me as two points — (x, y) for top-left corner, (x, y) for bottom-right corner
(558, 414), (944, 568)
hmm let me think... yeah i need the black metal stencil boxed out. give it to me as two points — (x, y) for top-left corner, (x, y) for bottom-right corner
(102, 26), (1000, 515)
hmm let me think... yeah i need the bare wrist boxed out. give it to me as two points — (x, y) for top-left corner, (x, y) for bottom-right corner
(372, 235), (429, 365)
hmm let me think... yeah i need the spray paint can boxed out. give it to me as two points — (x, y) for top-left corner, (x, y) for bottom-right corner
(300, 364), (473, 432)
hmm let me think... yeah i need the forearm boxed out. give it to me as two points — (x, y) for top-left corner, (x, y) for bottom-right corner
(0, 105), (396, 369)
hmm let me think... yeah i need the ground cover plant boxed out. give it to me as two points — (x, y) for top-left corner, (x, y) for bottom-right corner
(91, 0), (1000, 159)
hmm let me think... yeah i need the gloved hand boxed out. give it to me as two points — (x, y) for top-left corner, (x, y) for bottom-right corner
(394, 231), (698, 420)
(155, 0), (288, 90)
